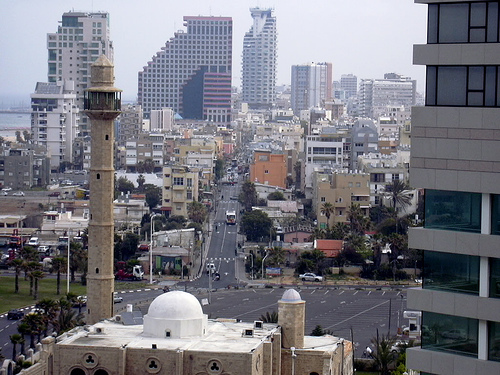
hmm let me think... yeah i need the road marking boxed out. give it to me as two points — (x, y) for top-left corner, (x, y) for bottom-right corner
(321, 300), (326, 304)
(242, 298), (249, 301)
(268, 289), (275, 293)
(339, 290), (345, 295)
(368, 291), (372, 295)
(354, 291), (359, 295)
(340, 301), (346, 304)
(382, 291), (386, 295)
(324, 290), (329, 295)
(324, 299), (390, 330)
(311, 290), (316, 294)
(144, 289), (151, 291)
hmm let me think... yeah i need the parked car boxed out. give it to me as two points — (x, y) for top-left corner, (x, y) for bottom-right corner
(0, 191), (7, 196)
(27, 237), (40, 247)
(1, 187), (12, 192)
(48, 191), (61, 197)
(113, 293), (123, 303)
(12, 191), (25, 196)
(391, 340), (408, 353)
(299, 273), (323, 282)
(73, 295), (87, 307)
(7, 309), (24, 320)
(38, 245), (50, 253)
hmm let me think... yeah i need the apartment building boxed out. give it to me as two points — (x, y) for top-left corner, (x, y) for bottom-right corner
(407, 1), (500, 374)
(30, 81), (79, 171)
(241, 8), (277, 109)
(250, 150), (287, 189)
(117, 104), (143, 146)
(291, 62), (333, 114)
(47, 11), (113, 136)
(162, 165), (199, 218)
(138, 16), (232, 126)
(312, 171), (370, 228)
(0, 146), (50, 189)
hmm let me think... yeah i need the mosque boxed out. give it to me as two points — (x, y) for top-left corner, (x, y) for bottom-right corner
(16, 289), (353, 375)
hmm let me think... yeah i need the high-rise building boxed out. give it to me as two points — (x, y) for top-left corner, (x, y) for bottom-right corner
(291, 63), (333, 114)
(138, 16), (232, 126)
(407, 1), (500, 374)
(241, 8), (277, 110)
(30, 81), (79, 171)
(116, 104), (143, 146)
(340, 74), (358, 99)
(47, 11), (114, 136)
(358, 73), (416, 118)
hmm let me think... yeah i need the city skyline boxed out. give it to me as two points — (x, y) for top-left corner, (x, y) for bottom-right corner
(0, 0), (427, 105)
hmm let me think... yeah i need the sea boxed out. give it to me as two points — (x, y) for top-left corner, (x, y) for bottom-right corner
(0, 112), (31, 140)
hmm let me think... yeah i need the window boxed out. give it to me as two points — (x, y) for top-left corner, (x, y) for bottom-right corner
(264, 170), (269, 174)
(173, 177), (184, 186)
(426, 65), (500, 107)
(491, 195), (500, 235)
(428, 2), (498, 44)
(422, 312), (478, 357)
(321, 197), (326, 202)
(423, 251), (479, 295)
(187, 178), (193, 187)
(424, 189), (481, 233)
(489, 258), (500, 298)
(489, 321), (500, 361)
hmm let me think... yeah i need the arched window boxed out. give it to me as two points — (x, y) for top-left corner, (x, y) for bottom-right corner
(93, 370), (109, 375)
(70, 368), (86, 375)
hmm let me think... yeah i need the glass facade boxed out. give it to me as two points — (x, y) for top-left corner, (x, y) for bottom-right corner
(422, 312), (478, 357)
(489, 321), (500, 361)
(423, 251), (479, 295)
(424, 190), (481, 232)
(490, 258), (500, 298)
(492, 195), (500, 235)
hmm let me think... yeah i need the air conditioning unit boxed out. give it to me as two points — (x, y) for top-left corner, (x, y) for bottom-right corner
(95, 327), (104, 334)
(115, 315), (122, 322)
(254, 321), (263, 329)
(243, 329), (254, 337)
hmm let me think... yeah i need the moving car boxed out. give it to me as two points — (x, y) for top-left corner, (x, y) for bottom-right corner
(299, 273), (323, 282)
(38, 245), (50, 253)
(7, 309), (24, 320)
(113, 293), (123, 303)
(27, 237), (40, 246)
(12, 191), (25, 196)
(0, 191), (7, 196)
(48, 191), (61, 197)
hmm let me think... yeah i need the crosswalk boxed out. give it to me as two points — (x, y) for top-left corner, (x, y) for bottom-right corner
(207, 257), (235, 263)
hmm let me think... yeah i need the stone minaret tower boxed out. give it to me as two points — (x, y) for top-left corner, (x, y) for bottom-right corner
(278, 289), (305, 349)
(84, 55), (121, 324)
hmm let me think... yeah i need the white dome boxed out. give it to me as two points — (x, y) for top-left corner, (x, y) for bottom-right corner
(147, 291), (203, 320)
(280, 289), (302, 302)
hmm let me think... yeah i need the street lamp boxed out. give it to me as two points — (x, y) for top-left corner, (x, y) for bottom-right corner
(261, 249), (269, 280)
(149, 213), (161, 284)
(67, 230), (71, 294)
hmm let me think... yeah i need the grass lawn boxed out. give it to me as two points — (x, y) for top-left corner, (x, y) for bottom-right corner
(0, 277), (151, 314)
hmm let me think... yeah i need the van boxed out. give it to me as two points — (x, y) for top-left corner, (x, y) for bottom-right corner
(206, 262), (216, 274)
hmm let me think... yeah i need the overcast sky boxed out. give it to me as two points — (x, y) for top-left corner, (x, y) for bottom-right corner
(0, 0), (427, 105)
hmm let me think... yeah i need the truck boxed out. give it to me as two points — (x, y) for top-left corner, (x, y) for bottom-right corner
(115, 264), (145, 281)
(225, 210), (236, 225)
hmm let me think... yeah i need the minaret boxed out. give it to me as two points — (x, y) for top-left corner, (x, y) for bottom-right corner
(84, 55), (121, 324)
(278, 289), (305, 349)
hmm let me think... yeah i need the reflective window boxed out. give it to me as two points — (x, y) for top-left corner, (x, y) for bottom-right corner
(422, 312), (478, 357)
(489, 258), (500, 298)
(491, 195), (500, 235)
(489, 321), (500, 361)
(423, 251), (479, 295)
(424, 190), (481, 233)
(428, 2), (500, 43)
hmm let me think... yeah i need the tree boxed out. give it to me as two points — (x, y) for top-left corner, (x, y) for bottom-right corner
(371, 332), (396, 375)
(311, 325), (325, 336)
(17, 323), (30, 355)
(22, 130), (31, 143)
(21, 312), (45, 348)
(70, 242), (88, 285)
(144, 184), (161, 209)
(348, 203), (371, 235)
(51, 257), (67, 295)
(15, 130), (23, 143)
(295, 249), (326, 275)
(136, 174), (146, 192)
(267, 247), (285, 267)
(239, 181), (258, 212)
(116, 176), (135, 195)
(31, 270), (45, 300)
(36, 299), (59, 337)
(143, 158), (156, 173)
(320, 202), (335, 229)
(115, 232), (140, 261)
(267, 191), (285, 201)
(10, 258), (24, 293)
(384, 180), (413, 213)
(327, 222), (349, 240)
(10, 334), (23, 360)
(26, 261), (41, 296)
(187, 201), (208, 224)
(214, 158), (224, 181)
(260, 311), (278, 323)
(240, 210), (273, 242)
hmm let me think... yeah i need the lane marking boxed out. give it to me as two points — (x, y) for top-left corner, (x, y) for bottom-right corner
(324, 299), (390, 330)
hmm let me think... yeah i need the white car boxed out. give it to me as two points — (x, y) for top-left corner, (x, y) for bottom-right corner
(113, 293), (123, 303)
(0, 191), (7, 196)
(27, 237), (40, 246)
(12, 191), (25, 197)
(1, 187), (12, 192)
(38, 245), (50, 253)
(299, 273), (323, 282)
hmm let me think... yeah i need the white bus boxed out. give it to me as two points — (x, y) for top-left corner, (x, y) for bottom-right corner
(225, 210), (236, 225)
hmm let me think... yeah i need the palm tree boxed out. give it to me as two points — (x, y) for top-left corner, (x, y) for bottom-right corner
(21, 313), (45, 349)
(187, 201), (208, 224)
(50, 257), (67, 295)
(371, 332), (396, 375)
(26, 261), (41, 296)
(320, 202), (335, 229)
(384, 180), (413, 213)
(260, 311), (278, 323)
(348, 203), (371, 235)
(9, 334), (23, 360)
(10, 258), (24, 293)
(36, 299), (59, 337)
(31, 270), (45, 300)
(17, 323), (30, 355)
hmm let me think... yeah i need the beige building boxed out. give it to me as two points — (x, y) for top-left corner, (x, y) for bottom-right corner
(12, 289), (353, 375)
(162, 165), (199, 218)
(312, 171), (370, 229)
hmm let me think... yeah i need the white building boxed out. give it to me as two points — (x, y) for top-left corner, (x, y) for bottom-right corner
(31, 81), (79, 171)
(150, 107), (174, 132)
(291, 62), (333, 113)
(47, 11), (114, 136)
(241, 8), (277, 110)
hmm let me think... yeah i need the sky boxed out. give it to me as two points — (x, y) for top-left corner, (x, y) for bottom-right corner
(0, 0), (427, 106)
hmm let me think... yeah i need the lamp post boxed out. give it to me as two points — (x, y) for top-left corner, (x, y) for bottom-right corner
(261, 249), (269, 280)
(66, 230), (71, 294)
(149, 213), (161, 284)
